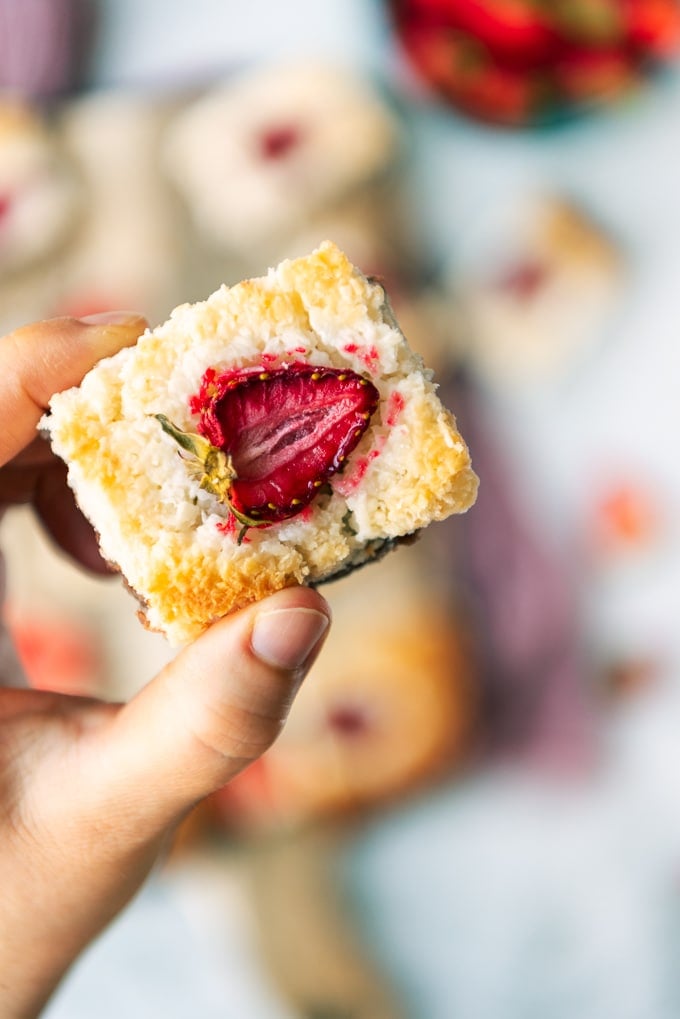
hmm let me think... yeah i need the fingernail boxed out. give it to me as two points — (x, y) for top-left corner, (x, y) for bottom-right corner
(79, 310), (145, 326)
(77, 311), (147, 356)
(251, 607), (330, 672)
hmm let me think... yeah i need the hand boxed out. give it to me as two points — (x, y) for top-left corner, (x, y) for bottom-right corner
(0, 316), (331, 1018)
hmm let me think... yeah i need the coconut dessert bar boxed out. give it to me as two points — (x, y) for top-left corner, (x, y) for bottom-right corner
(44, 242), (478, 644)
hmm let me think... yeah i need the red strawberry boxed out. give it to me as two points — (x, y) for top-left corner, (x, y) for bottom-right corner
(550, 0), (625, 47)
(623, 0), (680, 57)
(554, 45), (638, 102)
(158, 364), (380, 534)
(398, 21), (538, 122)
(460, 59), (540, 122)
(395, 0), (559, 66)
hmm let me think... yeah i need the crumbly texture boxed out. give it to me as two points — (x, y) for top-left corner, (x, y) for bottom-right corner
(44, 242), (478, 644)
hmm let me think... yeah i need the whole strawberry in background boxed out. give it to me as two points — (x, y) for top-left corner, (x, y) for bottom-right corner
(388, 0), (680, 125)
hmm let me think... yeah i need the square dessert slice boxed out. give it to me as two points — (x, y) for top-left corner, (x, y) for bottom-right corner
(44, 242), (478, 644)
(452, 197), (623, 386)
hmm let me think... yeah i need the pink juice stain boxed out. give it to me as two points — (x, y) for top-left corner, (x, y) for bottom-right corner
(386, 391), (405, 427)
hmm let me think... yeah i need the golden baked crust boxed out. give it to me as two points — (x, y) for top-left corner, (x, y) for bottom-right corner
(45, 242), (477, 644)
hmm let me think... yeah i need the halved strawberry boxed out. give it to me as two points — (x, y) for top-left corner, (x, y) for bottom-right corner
(394, 0), (560, 66)
(554, 45), (637, 103)
(158, 364), (380, 535)
(550, 0), (625, 47)
(623, 0), (680, 57)
(397, 21), (539, 123)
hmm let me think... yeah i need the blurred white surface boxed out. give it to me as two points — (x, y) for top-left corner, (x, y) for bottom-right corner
(90, 0), (388, 88)
(346, 722), (680, 1019)
(44, 855), (296, 1019)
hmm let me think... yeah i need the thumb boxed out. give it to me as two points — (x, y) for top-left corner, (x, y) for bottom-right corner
(0, 312), (146, 466)
(99, 586), (331, 831)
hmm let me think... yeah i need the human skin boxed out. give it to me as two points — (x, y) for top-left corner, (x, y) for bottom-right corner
(0, 314), (331, 1018)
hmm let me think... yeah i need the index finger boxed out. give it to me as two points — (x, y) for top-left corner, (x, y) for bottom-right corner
(0, 313), (147, 467)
